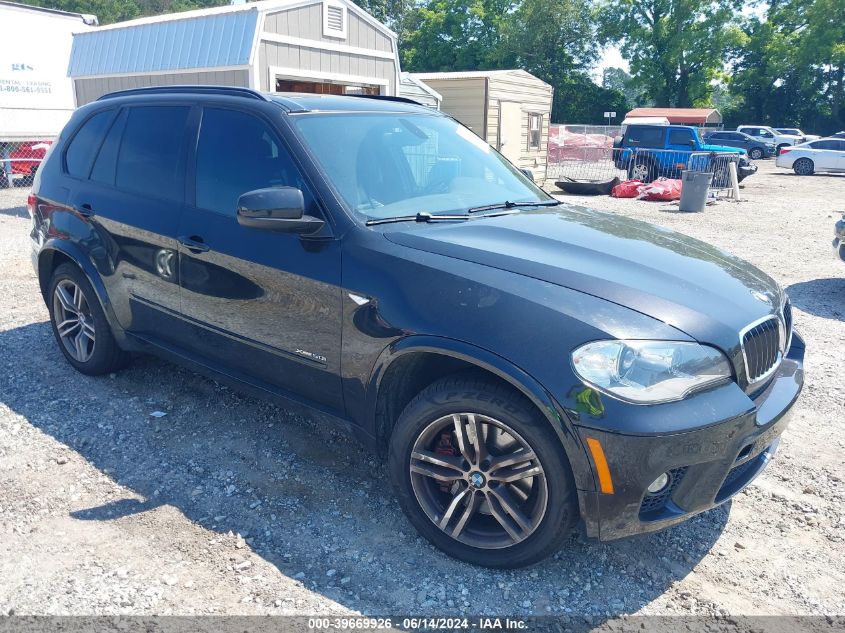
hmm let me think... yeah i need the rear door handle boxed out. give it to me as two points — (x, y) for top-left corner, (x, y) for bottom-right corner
(178, 235), (210, 253)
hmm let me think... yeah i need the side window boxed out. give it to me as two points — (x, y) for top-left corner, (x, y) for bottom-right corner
(115, 106), (191, 202)
(834, 140), (845, 152)
(528, 113), (542, 149)
(626, 127), (663, 148)
(668, 129), (694, 146)
(195, 107), (315, 217)
(64, 110), (115, 179)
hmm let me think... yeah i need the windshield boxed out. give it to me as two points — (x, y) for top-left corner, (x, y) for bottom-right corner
(292, 112), (550, 221)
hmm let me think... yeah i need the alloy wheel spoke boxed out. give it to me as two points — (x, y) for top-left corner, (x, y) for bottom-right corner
(467, 414), (487, 465)
(57, 318), (80, 338)
(73, 330), (89, 361)
(451, 415), (474, 464)
(488, 485), (533, 534)
(438, 487), (470, 531)
(449, 490), (480, 538)
(488, 447), (536, 472)
(72, 284), (85, 312)
(411, 449), (465, 473)
(485, 491), (524, 542)
(55, 285), (78, 315)
(80, 319), (96, 340)
(410, 462), (464, 483)
(490, 464), (542, 484)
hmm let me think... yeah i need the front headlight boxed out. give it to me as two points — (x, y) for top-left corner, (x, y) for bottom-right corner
(571, 340), (732, 404)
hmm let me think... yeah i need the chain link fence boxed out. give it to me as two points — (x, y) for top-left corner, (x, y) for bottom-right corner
(547, 125), (744, 193)
(0, 139), (53, 189)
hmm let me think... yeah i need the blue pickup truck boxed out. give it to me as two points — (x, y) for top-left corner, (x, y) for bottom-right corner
(613, 124), (758, 186)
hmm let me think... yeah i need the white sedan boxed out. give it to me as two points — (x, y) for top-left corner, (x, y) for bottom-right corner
(776, 138), (845, 175)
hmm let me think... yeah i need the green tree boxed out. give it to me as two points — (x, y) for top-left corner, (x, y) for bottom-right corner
(400, 0), (508, 71)
(601, 66), (647, 107)
(597, 0), (743, 107)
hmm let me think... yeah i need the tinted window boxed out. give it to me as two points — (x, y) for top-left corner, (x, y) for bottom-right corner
(195, 108), (314, 216)
(740, 127), (757, 136)
(91, 109), (127, 185)
(626, 127), (664, 147)
(810, 140), (845, 151)
(115, 106), (190, 201)
(668, 129), (694, 145)
(64, 110), (114, 178)
(709, 132), (726, 139)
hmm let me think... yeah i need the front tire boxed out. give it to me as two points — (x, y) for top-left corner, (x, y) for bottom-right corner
(388, 373), (578, 568)
(793, 158), (814, 176)
(749, 148), (763, 160)
(48, 263), (129, 375)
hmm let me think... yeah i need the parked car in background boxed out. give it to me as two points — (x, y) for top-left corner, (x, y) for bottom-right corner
(834, 214), (845, 263)
(737, 125), (804, 152)
(29, 86), (803, 568)
(775, 128), (820, 142)
(831, 131), (845, 139)
(704, 130), (775, 160)
(776, 138), (845, 175)
(614, 124), (756, 185)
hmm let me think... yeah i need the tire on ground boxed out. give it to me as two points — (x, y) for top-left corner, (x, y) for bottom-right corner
(47, 262), (130, 375)
(388, 372), (578, 568)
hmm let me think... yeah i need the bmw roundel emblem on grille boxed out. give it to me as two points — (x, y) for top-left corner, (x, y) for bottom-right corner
(469, 472), (485, 488)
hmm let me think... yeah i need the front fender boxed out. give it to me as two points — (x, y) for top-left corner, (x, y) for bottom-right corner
(366, 334), (596, 492)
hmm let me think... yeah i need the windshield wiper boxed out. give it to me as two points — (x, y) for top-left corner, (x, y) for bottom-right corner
(468, 199), (561, 213)
(365, 212), (469, 226)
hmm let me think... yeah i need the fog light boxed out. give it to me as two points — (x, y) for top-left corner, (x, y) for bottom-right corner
(647, 472), (670, 494)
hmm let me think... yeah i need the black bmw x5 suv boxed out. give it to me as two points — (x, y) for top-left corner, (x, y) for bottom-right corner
(29, 86), (803, 568)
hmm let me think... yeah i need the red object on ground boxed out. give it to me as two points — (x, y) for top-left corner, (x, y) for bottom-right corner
(611, 179), (644, 198)
(10, 140), (52, 175)
(637, 178), (683, 201)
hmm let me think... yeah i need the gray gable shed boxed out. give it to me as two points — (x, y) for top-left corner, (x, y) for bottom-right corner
(68, 0), (400, 105)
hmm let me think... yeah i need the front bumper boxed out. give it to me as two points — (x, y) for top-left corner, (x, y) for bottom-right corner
(575, 334), (804, 541)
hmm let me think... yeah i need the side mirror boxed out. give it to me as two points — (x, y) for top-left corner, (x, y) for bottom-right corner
(520, 168), (535, 181)
(687, 139), (697, 148)
(236, 187), (324, 234)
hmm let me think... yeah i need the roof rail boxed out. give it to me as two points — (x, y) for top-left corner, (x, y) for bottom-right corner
(97, 86), (270, 102)
(345, 94), (423, 107)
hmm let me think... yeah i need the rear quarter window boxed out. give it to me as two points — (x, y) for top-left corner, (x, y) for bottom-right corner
(64, 110), (115, 179)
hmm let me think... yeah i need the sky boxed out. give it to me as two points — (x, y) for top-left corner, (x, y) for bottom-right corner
(592, 45), (629, 83)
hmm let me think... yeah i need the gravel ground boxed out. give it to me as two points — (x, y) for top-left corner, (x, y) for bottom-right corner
(0, 160), (843, 620)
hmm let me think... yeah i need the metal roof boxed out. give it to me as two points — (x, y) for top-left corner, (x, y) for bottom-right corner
(412, 70), (516, 80)
(626, 108), (723, 125)
(67, 9), (259, 77)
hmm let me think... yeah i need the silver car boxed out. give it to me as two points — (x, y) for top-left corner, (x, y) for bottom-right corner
(776, 138), (845, 175)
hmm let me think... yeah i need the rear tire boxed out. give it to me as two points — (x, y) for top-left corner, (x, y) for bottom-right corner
(47, 263), (129, 375)
(749, 148), (763, 160)
(793, 158), (814, 176)
(388, 373), (578, 568)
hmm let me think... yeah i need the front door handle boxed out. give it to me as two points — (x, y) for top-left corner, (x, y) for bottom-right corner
(178, 235), (210, 253)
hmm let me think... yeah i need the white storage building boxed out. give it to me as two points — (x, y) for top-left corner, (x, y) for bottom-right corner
(67, 0), (401, 105)
(413, 70), (553, 182)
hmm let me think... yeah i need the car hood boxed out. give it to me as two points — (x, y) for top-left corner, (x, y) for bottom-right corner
(385, 207), (782, 341)
(700, 143), (745, 154)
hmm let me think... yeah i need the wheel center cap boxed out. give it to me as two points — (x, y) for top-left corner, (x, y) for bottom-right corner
(469, 472), (486, 489)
